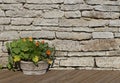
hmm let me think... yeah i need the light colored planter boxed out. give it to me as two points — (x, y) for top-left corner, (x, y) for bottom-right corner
(20, 61), (49, 75)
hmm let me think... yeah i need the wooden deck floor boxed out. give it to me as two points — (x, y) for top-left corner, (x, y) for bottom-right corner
(0, 70), (120, 83)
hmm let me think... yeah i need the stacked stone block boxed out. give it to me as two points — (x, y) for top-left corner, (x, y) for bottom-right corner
(0, 0), (120, 70)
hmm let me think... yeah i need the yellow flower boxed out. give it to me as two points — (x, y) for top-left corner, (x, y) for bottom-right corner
(22, 38), (26, 42)
(32, 56), (39, 63)
(13, 56), (21, 62)
(47, 59), (53, 64)
(29, 37), (33, 41)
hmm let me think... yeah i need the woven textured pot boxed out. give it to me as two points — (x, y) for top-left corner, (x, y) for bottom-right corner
(20, 61), (49, 75)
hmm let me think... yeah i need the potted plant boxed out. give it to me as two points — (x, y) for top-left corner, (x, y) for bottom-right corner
(6, 37), (55, 75)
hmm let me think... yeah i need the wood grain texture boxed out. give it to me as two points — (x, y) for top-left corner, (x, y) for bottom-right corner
(0, 70), (120, 83)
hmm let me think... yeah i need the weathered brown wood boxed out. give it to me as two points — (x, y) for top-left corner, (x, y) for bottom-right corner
(0, 70), (120, 83)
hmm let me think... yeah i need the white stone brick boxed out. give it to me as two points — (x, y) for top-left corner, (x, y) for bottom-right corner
(26, 0), (64, 3)
(0, 26), (4, 31)
(85, 0), (106, 5)
(96, 57), (120, 68)
(0, 18), (10, 25)
(79, 4), (93, 10)
(94, 28), (118, 32)
(0, 4), (22, 10)
(72, 27), (94, 32)
(68, 52), (106, 56)
(0, 31), (19, 40)
(65, 11), (81, 18)
(0, 9), (5, 17)
(42, 10), (64, 18)
(41, 27), (59, 31)
(92, 32), (114, 39)
(61, 4), (93, 11)
(81, 39), (118, 51)
(53, 40), (81, 51)
(6, 10), (42, 17)
(55, 51), (68, 57)
(59, 19), (108, 27)
(5, 26), (41, 31)
(0, 0), (26, 3)
(24, 4), (59, 10)
(60, 57), (94, 67)
(64, 0), (84, 4)
(94, 5), (120, 12)
(82, 11), (120, 19)
(56, 32), (91, 40)
(114, 33), (120, 38)
(11, 18), (33, 25)
(109, 20), (120, 27)
(0, 42), (2, 53)
(86, 0), (120, 5)
(19, 31), (55, 39)
(0, 57), (8, 67)
(61, 4), (80, 11)
(33, 18), (58, 26)
(57, 28), (72, 32)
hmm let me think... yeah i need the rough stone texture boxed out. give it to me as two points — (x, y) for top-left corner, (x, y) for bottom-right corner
(96, 57), (120, 68)
(0, 9), (5, 17)
(64, 0), (84, 4)
(94, 5), (120, 12)
(20, 31), (55, 39)
(82, 11), (120, 19)
(0, 31), (19, 40)
(94, 27), (118, 32)
(64, 11), (81, 18)
(53, 40), (81, 51)
(0, 4), (22, 10)
(60, 57), (94, 67)
(61, 4), (93, 11)
(0, 26), (4, 31)
(1, 0), (120, 70)
(55, 51), (68, 57)
(33, 18), (58, 26)
(0, 0), (26, 3)
(114, 33), (120, 38)
(0, 18), (10, 25)
(81, 39), (118, 51)
(59, 19), (108, 27)
(0, 42), (2, 53)
(109, 20), (120, 27)
(11, 18), (33, 25)
(6, 10), (42, 18)
(42, 10), (64, 18)
(72, 27), (94, 32)
(0, 56), (8, 67)
(26, 0), (64, 4)
(24, 4), (59, 10)
(106, 51), (120, 56)
(5, 26), (42, 31)
(68, 52), (106, 56)
(56, 32), (91, 40)
(92, 32), (114, 39)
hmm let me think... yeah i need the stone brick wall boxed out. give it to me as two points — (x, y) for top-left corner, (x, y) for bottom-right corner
(1, 0), (120, 70)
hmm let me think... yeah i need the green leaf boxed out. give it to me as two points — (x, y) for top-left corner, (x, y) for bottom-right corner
(10, 41), (17, 48)
(12, 48), (20, 54)
(22, 54), (30, 60)
(6, 63), (13, 70)
(21, 47), (29, 52)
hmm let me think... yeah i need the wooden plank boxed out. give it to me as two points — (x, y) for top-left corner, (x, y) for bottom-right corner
(0, 70), (120, 83)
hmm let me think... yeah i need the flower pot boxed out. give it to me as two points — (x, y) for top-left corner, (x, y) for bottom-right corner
(20, 61), (49, 75)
